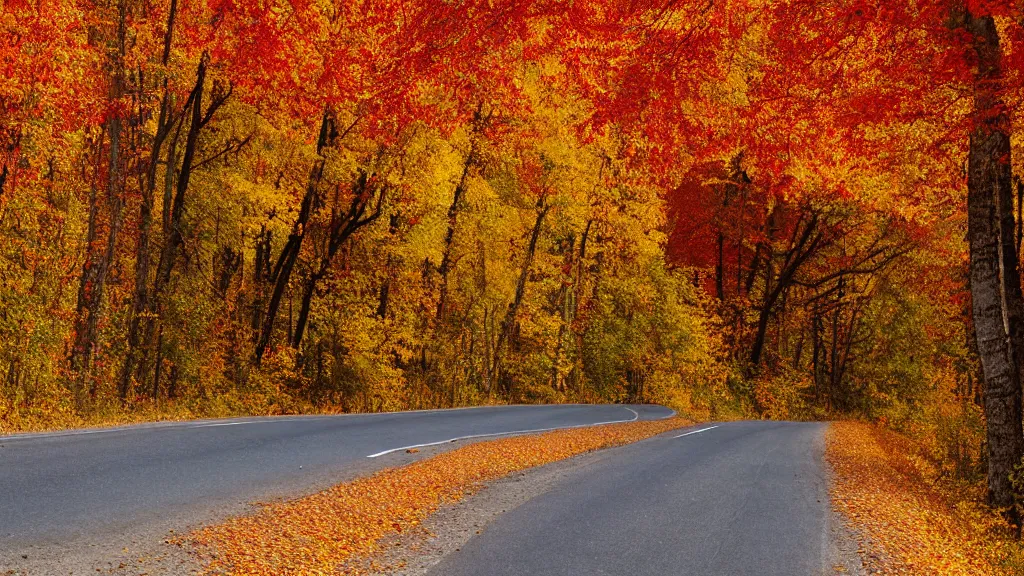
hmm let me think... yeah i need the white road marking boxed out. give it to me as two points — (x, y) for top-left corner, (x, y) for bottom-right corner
(366, 407), (642, 458)
(672, 425), (719, 439)
(190, 421), (263, 428)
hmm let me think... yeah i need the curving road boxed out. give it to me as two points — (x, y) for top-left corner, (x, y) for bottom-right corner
(428, 421), (851, 576)
(0, 404), (671, 555)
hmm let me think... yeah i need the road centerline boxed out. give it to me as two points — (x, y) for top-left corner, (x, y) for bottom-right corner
(365, 407), (642, 458)
(672, 425), (719, 439)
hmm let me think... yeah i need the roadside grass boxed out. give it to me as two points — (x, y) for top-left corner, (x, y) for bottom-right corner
(827, 421), (1024, 575)
(185, 416), (693, 575)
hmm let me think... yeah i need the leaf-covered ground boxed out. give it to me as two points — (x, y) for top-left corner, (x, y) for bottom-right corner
(827, 422), (1024, 575)
(187, 416), (693, 575)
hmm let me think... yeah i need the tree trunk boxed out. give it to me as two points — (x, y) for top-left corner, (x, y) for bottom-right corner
(292, 270), (322, 351)
(550, 234), (577, 393)
(253, 110), (333, 365)
(492, 197), (551, 381)
(119, 0), (179, 399)
(251, 226), (273, 331)
(964, 11), (1024, 523)
(376, 214), (400, 319)
(436, 149), (474, 323)
(291, 171), (386, 352)
(136, 57), (217, 398)
(749, 211), (820, 368)
(133, 125), (179, 384)
(69, 2), (128, 403)
(714, 229), (725, 300)
(811, 312), (822, 399)
(153, 57), (207, 299)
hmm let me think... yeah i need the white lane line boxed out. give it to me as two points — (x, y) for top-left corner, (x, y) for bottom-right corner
(366, 406), (641, 458)
(671, 424), (720, 436)
(190, 421), (262, 428)
(672, 425), (719, 439)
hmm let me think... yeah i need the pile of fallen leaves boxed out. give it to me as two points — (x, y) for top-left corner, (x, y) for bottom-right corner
(188, 416), (692, 575)
(827, 422), (1023, 575)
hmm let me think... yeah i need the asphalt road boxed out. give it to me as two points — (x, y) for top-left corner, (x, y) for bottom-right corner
(429, 421), (840, 576)
(0, 404), (671, 551)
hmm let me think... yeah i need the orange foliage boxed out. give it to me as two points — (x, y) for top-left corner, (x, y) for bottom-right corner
(827, 422), (1021, 575)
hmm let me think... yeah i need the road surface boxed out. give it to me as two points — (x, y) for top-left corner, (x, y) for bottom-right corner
(428, 421), (846, 576)
(0, 404), (670, 552)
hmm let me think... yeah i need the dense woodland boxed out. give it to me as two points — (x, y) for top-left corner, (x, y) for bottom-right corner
(6, 0), (1024, 520)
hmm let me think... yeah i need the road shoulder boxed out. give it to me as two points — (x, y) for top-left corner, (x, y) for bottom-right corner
(346, 440), (626, 575)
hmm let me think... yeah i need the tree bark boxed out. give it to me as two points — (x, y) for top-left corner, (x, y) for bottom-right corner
(436, 148), (475, 323)
(435, 109), (487, 325)
(135, 56), (229, 397)
(153, 57), (208, 297)
(376, 214), (400, 319)
(964, 11), (1024, 522)
(251, 226), (273, 331)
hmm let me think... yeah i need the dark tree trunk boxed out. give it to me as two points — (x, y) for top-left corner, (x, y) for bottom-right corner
(70, 2), (128, 404)
(253, 110), (333, 365)
(744, 204), (782, 295)
(215, 245), (242, 297)
(811, 312), (822, 399)
(829, 287), (842, 397)
(715, 230), (725, 300)
(550, 233), (578, 393)
(436, 149), (474, 323)
(292, 270), (321, 352)
(964, 11), (1024, 523)
(376, 214), (400, 319)
(492, 197), (551, 382)
(136, 56), (229, 397)
(133, 125), (178, 384)
(749, 211), (820, 369)
(435, 107), (486, 324)
(153, 57), (208, 298)
(377, 278), (391, 319)
(118, 0), (179, 399)
(291, 170), (386, 352)
(574, 219), (592, 318)
(140, 57), (225, 398)
(251, 226), (273, 331)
